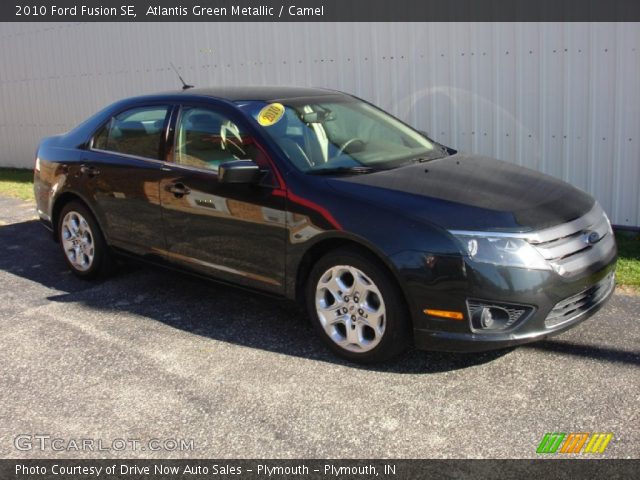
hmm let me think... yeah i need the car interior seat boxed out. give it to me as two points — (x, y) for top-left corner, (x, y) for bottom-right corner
(179, 113), (236, 170)
(109, 120), (156, 158)
(265, 112), (316, 170)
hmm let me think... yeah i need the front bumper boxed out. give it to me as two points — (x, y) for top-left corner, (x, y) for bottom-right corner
(413, 270), (615, 352)
(390, 238), (617, 352)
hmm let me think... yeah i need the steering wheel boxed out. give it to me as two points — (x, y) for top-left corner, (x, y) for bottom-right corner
(336, 137), (366, 157)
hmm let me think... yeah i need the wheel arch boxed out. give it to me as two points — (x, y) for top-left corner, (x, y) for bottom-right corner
(294, 235), (415, 327)
(51, 191), (104, 243)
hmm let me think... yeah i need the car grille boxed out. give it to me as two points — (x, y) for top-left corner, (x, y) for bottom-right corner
(526, 203), (614, 277)
(545, 272), (615, 328)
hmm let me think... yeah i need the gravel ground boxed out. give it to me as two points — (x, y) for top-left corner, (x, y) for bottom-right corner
(0, 196), (638, 459)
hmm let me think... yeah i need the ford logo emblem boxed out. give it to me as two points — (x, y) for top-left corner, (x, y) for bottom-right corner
(584, 231), (600, 245)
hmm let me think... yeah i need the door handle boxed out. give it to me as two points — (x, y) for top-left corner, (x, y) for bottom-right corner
(80, 164), (100, 177)
(166, 182), (191, 198)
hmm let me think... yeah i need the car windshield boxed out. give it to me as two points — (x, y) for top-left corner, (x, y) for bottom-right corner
(236, 96), (444, 173)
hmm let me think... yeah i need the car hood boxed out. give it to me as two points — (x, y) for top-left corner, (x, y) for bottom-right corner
(326, 154), (595, 232)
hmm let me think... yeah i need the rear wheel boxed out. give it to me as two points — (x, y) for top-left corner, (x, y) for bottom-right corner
(57, 201), (114, 279)
(306, 247), (410, 363)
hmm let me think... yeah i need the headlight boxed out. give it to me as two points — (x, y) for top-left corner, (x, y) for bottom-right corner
(451, 233), (551, 270)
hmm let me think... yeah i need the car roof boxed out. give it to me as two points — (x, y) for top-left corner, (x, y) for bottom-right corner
(175, 85), (342, 102)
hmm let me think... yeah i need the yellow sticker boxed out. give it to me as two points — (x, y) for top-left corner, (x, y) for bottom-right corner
(257, 103), (285, 127)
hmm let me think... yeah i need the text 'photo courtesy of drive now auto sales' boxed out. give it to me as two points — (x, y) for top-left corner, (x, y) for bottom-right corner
(15, 462), (390, 477)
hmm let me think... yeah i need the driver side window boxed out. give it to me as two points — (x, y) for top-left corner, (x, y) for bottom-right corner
(174, 107), (255, 172)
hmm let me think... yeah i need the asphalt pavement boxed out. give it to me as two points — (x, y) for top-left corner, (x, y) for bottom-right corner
(0, 195), (638, 459)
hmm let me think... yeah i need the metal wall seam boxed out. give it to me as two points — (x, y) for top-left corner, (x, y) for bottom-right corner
(0, 22), (637, 226)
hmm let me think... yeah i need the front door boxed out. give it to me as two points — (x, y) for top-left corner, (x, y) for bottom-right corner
(158, 104), (287, 293)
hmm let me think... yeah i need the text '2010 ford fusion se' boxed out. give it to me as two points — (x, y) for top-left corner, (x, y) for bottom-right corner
(33, 86), (617, 363)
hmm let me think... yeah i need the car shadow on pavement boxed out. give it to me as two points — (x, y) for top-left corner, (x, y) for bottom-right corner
(0, 219), (548, 373)
(524, 339), (640, 366)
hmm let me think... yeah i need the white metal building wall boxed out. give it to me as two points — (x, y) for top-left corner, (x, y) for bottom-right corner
(0, 22), (638, 226)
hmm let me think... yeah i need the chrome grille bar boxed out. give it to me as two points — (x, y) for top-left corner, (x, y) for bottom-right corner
(526, 203), (614, 276)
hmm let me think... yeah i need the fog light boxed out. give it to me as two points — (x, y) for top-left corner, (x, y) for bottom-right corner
(467, 300), (532, 331)
(479, 307), (509, 329)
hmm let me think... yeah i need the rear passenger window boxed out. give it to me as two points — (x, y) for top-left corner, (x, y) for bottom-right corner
(92, 106), (170, 159)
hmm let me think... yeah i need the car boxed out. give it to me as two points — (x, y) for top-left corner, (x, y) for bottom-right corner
(33, 86), (617, 363)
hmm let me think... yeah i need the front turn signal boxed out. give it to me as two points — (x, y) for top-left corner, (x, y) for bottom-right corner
(424, 309), (464, 321)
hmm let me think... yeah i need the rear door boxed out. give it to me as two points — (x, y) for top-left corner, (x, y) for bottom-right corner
(158, 102), (287, 293)
(82, 104), (173, 256)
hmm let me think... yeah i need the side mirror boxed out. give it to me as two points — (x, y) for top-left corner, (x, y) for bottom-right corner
(219, 160), (261, 184)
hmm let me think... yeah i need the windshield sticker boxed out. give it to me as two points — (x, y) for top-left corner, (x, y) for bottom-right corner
(257, 103), (285, 126)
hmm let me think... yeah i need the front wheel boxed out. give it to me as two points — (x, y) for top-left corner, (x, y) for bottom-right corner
(306, 248), (410, 363)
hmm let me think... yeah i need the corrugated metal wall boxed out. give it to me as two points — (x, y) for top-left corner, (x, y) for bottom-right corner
(1, 22), (638, 226)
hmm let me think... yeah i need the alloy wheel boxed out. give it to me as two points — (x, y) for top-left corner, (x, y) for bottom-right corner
(61, 211), (95, 272)
(315, 265), (386, 352)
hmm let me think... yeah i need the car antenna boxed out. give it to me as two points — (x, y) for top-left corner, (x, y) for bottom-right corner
(170, 62), (194, 90)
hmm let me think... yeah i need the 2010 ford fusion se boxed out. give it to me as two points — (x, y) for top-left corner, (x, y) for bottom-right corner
(34, 86), (617, 363)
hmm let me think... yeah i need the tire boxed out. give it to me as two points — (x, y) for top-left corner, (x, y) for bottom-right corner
(57, 201), (115, 279)
(306, 247), (410, 363)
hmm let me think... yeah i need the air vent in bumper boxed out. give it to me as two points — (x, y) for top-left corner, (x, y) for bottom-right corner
(545, 272), (615, 329)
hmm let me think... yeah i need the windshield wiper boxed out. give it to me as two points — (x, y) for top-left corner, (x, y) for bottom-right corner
(406, 143), (451, 164)
(307, 166), (375, 176)
(409, 150), (448, 164)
